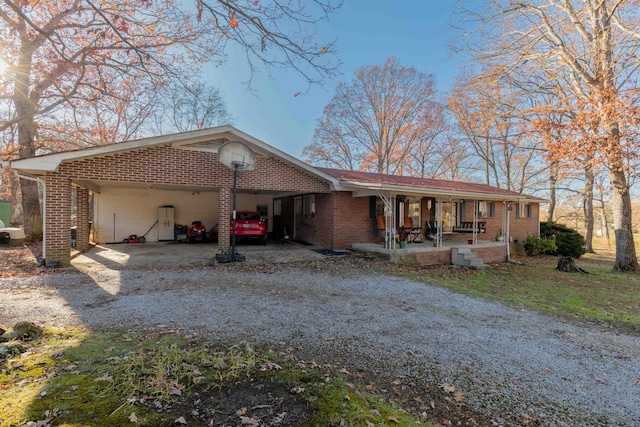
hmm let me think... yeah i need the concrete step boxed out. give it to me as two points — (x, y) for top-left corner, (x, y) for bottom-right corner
(452, 247), (489, 268)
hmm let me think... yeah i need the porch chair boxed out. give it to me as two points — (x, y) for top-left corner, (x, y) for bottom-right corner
(376, 215), (398, 243)
(376, 215), (386, 241)
(424, 220), (438, 241)
(403, 217), (422, 243)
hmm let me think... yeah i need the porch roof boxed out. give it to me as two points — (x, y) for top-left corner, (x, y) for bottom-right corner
(317, 168), (546, 203)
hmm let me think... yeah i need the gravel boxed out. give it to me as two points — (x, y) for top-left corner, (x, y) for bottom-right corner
(2, 259), (639, 426)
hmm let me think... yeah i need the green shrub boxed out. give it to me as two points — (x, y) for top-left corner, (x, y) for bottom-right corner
(539, 222), (586, 259)
(524, 235), (558, 256)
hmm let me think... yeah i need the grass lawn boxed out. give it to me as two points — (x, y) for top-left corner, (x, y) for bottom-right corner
(396, 239), (640, 333)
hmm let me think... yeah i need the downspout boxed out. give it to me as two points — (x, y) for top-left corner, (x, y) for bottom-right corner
(505, 202), (511, 261)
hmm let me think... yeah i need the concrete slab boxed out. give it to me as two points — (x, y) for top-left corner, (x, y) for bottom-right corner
(71, 241), (325, 272)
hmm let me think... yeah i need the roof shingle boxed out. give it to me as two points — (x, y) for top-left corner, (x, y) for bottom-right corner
(317, 167), (538, 199)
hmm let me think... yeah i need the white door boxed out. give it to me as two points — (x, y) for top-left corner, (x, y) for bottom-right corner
(158, 206), (175, 240)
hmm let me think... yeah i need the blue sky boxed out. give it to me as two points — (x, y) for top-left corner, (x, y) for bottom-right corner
(207, 1), (460, 158)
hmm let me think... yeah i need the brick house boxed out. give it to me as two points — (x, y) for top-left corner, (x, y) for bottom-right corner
(6, 126), (544, 266)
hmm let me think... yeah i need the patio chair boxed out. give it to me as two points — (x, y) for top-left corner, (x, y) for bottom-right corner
(403, 218), (422, 243)
(424, 220), (438, 241)
(376, 215), (386, 241)
(377, 215), (399, 243)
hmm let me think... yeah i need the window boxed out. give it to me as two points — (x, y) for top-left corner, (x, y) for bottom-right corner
(303, 195), (315, 218)
(273, 199), (282, 216)
(516, 203), (531, 219)
(256, 204), (268, 218)
(478, 201), (495, 218)
(408, 199), (420, 228)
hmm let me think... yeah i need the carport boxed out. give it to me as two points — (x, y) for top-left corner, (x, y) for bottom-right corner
(7, 126), (337, 265)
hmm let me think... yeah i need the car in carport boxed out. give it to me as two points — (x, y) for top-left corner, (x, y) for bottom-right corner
(210, 211), (268, 244)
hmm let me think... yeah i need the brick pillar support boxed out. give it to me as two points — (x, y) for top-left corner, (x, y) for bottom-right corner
(76, 188), (90, 252)
(45, 172), (71, 266)
(218, 187), (231, 251)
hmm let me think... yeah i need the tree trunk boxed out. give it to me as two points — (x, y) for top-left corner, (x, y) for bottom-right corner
(609, 168), (639, 272)
(556, 256), (588, 273)
(20, 178), (42, 240)
(548, 160), (557, 221)
(15, 42), (43, 241)
(583, 164), (595, 253)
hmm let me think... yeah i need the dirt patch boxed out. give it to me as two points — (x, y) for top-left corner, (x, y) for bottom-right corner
(160, 382), (313, 426)
(0, 243), (42, 277)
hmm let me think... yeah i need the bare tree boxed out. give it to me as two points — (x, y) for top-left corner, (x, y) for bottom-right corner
(304, 57), (444, 175)
(0, 0), (341, 239)
(154, 80), (233, 133)
(455, 0), (640, 271)
(449, 71), (545, 193)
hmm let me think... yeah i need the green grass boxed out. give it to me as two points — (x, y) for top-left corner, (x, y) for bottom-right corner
(404, 253), (640, 331)
(1, 327), (433, 427)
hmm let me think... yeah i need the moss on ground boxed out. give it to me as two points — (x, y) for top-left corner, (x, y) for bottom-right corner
(1, 327), (437, 427)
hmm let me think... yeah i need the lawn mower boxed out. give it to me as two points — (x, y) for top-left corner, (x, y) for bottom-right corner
(187, 220), (208, 243)
(122, 220), (158, 244)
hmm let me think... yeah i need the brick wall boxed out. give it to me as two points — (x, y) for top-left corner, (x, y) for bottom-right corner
(45, 173), (72, 265)
(472, 245), (507, 263)
(413, 250), (452, 266)
(330, 192), (375, 250)
(75, 188), (90, 252)
(59, 146), (330, 193)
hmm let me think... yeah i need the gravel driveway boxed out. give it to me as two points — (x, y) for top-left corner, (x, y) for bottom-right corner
(2, 257), (639, 426)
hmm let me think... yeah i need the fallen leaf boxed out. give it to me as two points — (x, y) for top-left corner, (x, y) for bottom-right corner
(634, 378), (640, 386)
(236, 407), (247, 416)
(169, 386), (182, 396)
(129, 412), (138, 423)
(388, 416), (400, 423)
(273, 412), (286, 424)
(240, 416), (260, 426)
(440, 383), (455, 394)
(94, 374), (113, 382)
(175, 416), (187, 424)
(391, 379), (402, 386)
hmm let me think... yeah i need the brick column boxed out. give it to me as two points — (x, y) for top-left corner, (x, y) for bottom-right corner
(45, 172), (71, 266)
(218, 187), (231, 250)
(76, 188), (90, 252)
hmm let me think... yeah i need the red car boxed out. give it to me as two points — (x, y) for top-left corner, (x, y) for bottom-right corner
(210, 211), (267, 244)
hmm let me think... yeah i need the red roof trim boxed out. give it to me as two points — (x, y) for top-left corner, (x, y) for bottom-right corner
(317, 167), (535, 199)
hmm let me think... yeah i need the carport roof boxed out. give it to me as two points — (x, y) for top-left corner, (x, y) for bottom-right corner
(6, 125), (341, 188)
